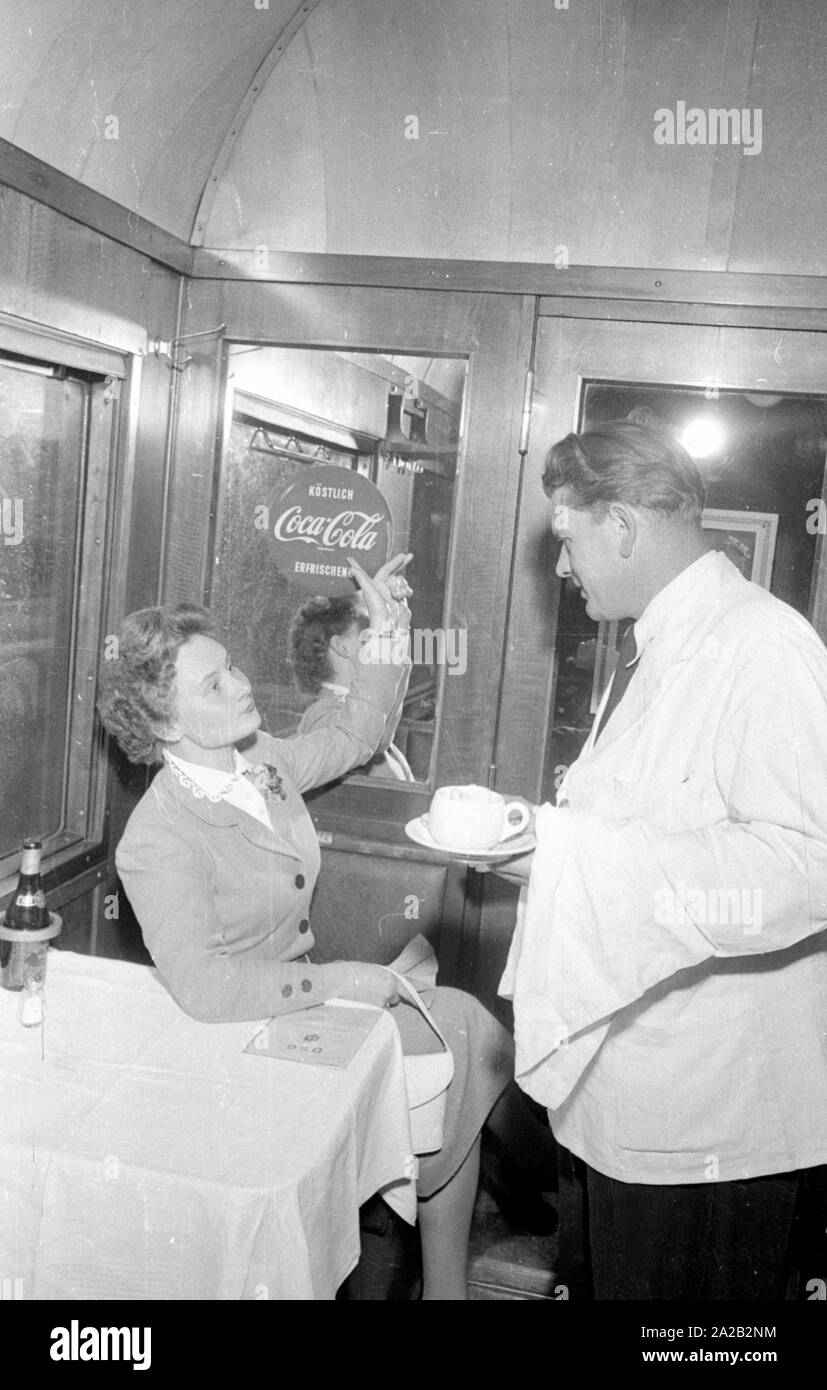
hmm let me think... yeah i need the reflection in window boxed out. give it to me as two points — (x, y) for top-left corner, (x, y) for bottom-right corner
(211, 347), (465, 784)
(0, 359), (86, 859)
(544, 382), (827, 800)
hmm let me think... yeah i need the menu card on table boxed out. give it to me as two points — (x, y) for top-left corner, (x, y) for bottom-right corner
(244, 1001), (383, 1069)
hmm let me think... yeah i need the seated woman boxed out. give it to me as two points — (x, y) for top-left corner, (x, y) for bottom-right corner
(289, 593), (413, 780)
(97, 556), (514, 1300)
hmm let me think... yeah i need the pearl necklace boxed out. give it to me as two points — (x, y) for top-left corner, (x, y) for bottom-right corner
(164, 751), (241, 803)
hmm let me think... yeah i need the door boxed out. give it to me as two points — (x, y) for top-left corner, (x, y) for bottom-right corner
(477, 315), (827, 1013)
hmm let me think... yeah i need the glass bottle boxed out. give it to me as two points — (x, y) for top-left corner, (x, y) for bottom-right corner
(1, 839), (51, 993)
(5, 840), (49, 930)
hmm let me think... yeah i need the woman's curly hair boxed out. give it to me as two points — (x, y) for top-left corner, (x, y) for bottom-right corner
(288, 596), (363, 695)
(97, 604), (215, 764)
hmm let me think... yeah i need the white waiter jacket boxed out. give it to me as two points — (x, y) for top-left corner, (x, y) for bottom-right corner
(500, 550), (827, 1183)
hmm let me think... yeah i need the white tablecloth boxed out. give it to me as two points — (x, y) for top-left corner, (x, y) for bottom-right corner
(0, 950), (417, 1301)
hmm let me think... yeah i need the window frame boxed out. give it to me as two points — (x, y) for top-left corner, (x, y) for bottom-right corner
(0, 324), (128, 903)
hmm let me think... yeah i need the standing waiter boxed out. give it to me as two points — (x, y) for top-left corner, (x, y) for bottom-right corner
(496, 418), (827, 1300)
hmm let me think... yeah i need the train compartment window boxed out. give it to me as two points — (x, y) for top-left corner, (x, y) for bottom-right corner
(209, 345), (467, 788)
(0, 348), (119, 881)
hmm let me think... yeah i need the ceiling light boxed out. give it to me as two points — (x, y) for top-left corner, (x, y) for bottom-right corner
(679, 417), (726, 459)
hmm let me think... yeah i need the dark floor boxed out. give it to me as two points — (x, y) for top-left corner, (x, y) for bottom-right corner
(468, 1182), (561, 1301)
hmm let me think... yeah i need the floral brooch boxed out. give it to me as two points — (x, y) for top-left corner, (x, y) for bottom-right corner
(248, 762), (287, 801)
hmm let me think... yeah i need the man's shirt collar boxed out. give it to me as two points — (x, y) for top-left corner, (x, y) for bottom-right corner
(632, 550), (722, 659)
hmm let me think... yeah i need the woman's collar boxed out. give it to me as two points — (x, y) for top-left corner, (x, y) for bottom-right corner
(163, 747), (249, 796)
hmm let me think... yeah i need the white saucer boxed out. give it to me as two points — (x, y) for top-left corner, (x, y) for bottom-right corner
(404, 815), (536, 861)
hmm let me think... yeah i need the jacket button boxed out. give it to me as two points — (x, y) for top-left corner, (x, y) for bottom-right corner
(300, 978), (312, 993)
(299, 918), (310, 933)
(295, 873), (305, 889)
(281, 984), (293, 998)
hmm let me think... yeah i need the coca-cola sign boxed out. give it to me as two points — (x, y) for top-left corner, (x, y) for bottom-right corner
(264, 465), (393, 595)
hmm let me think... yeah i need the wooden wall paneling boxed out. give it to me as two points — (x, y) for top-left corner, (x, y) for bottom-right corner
(468, 320), (574, 1017)
(488, 362), (562, 803)
(0, 138), (193, 274)
(123, 272), (184, 611)
(102, 274), (183, 964)
(192, 249), (827, 313)
(0, 186), (173, 353)
(91, 263), (181, 963)
(48, 865), (109, 957)
(438, 293), (536, 790)
(159, 319), (227, 605)
(63, 381), (118, 875)
(8, 127), (827, 314)
(182, 275), (521, 345)
(538, 299), (827, 334)
(533, 317), (827, 404)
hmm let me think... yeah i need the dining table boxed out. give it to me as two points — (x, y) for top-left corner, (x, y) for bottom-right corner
(0, 948), (418, 1301)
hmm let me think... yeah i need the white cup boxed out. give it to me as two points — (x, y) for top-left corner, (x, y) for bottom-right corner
(427, 785), (531, 851)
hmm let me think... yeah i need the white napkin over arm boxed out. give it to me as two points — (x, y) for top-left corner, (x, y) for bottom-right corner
(500, 794), (827, 1108)
(386, 932), (438, 1004)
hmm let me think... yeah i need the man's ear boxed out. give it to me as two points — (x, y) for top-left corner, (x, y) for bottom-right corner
(608, 502), (637, 559)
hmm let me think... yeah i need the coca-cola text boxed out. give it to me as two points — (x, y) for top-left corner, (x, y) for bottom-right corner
(273, 506), (382, 552)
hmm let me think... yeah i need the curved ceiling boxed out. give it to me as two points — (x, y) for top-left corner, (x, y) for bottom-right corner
(0, 0), (825, 274)
(0, 0), (318, 240)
